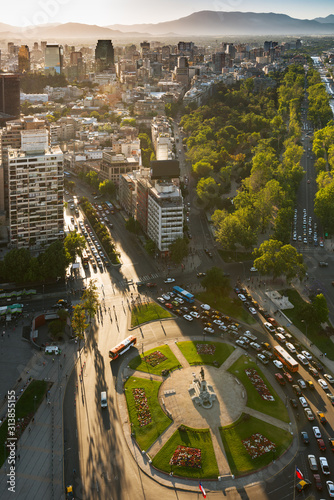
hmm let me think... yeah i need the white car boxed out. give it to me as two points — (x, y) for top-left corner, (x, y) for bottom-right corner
(164, 278), (175, 283)
(250, 267), (258, 272)
(327, 480), (334, 497)
(249, 307), (257, 315)
(250, 342), (261, 351)
(213, 319), (223, 325)
(286, 342), (296, 354)
(273, 360), (283, 369)
(318, 379), (329, 390)
(298, 379), (307, 389)
(200, 304), (210, 311)
(177, 297), (184, 304)
(203, 327), (214, 334)
(238, 294), (247, 302)
(236, 339), (248, 349)
(157, 297), (165, 304)
(162, 293), (171, 301)
(324, 374), (334, 385)
(190, 311), (200, 319)
(301, 350), (312, 360)
(219, 324), (228, 331)
(313, 426), (322, 439)
(276, 327), (285, 334)
(299, 396), (308, 408)
(320, 457), (330, 475)
(183, 314), (193, 322)
(257, 353), (269, 365)
(297, 354), (309, 366)
(264, 322), (275, 333)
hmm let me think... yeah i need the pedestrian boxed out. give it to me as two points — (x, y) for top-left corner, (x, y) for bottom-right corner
(28, 427), (31, 433)
(60, 363), (62, 369)
(18, 454), (20, 461)
(64, 353), (66, 359)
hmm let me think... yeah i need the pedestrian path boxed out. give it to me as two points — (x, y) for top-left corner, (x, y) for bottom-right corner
(136, 273), (160, 283)
(245, 407), (291, 431)
(166, 341), (190, 368)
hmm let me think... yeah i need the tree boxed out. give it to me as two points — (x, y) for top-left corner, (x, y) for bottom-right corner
(192, 160), (214, 178)
(196, 177), (220, 207)
(169, 238), (189, 264)
(201, 267), (230, 294)
(125, 216), (141, 235)
(64, 232), (86, 263)
(99, 179), (115, 197)
(121, 118), (136, 127)
(253, 240), (306, 281)
(82, 279), (99, 324)
(71, 304), (88, 347)
(85, 171), (100, 189)
(314, 181), (334, 233)
(144, 239), (157, 256)
(311, 294), (329, 324)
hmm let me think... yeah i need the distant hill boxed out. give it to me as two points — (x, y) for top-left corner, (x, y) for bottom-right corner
(313, 14), (334, 24)
(107, 10), (334, 36)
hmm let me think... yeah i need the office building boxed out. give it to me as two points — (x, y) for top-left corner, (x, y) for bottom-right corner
(95, 40), (114, 72)
(7, 129), (64, 248)
(18, 45), (30, 73)
(0, 74), (20, 120)
(44, 44), (63, 75)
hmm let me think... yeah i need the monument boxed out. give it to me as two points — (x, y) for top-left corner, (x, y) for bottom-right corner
(189, 367), (216, 409)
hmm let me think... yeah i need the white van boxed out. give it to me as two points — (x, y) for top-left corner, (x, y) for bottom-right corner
(101, 391), (107, 408)
(45, 346), (61, 355)
(275, 333), (286, 344)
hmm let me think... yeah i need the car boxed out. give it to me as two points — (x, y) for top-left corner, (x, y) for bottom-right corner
(313, 473), (323, 491)
(162, 294), (171, 301)
(183, 314), (193, 322)
(66, 484), (74, 499)
(273, 359), (283, 369)
(239, 336), (250, 345)
(249, 307), (257, 315)
(180, 306), (189, 313)
(203, 327), (215, 334)
(306, 380), (314, 389)
(262, 350), (274, 360)
(190, 311), (200, 319)
(302, 350), (312, 360)
(164, 278), (175, 283)
(165, 303), (173, 309)
(236, 339), (248, 350)
(312, 360), (323, 372)
(308, 454), (318, 471)
(197, 272), (206, 278)
(264, 322), (275, 333)
(290, 398), (298, 408)
(301, 431), (310, 443)
(171, 300), (180, 307)
(328, 394), (334, 406)
(177, 297), (184, 304)
(238, 294), (247, 302)
(157, 297), (165, 304)
(174, 309), (183, 316)
(320, 456), (330, 475)
(313, 426), (322, 439)
(317, 412), (327, 425)
(200, 304), (210, 311)
(257, 354), (269, 365)
(309, 366), (319, 378)
(299, 396), (308, 407)
(261, 342), (271, 351)
(250, 342), (261, 351)
(275, 373), (286, 385)
(292, 384), (302, 396)
(213, 319), (223, 325)
(319, 261), (329, 267)
(317, 439), (326, 451)
(286, 342), (296, 354)
(298, 379), (307, 389)
(324, 373), (334, 385)
(146, 282), (157, 288)
(250, 267), (258, 272)
(305, 408), (315, 421)
(327, 480), (334, 497)
(297, 354), (309, 366)
(328, 438), (334, 451)
(296, 479), (311, 492)
(283, 372), (293, 383)
(318, 379), (329, 390)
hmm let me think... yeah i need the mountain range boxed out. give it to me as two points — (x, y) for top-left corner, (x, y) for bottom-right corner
(1, 11), (334, 40)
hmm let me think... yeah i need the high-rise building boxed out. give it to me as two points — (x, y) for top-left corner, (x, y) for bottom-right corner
(18, 45), (30, 73)
(33, 42), (39, 50)
(70, 51), (82, 65)
(0, 74), (20, 119)
(140, 41), (150, 58)
(95, 40), (114, 72)
(44, 44), (63, 75)
(41, 41), (47, 54)
(7, 129), (64, 248)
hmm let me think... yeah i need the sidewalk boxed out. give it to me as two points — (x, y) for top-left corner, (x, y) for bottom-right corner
(0, 339), (78, 500)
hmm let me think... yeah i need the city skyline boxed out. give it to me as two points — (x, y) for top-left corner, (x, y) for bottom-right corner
(5, 0), (334, 28)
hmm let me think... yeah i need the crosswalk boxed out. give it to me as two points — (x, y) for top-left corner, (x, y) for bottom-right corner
(136, 273), (160, 283)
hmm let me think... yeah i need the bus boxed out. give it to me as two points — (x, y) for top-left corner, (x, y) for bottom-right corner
(273, 345), (299, 372)
(109, 335), (137, 360)
(81, 250), (89, 269)
(172, 285), (194, 304)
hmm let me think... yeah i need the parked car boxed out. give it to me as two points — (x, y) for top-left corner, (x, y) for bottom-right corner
(236, 339), (248, 350)
(203, 327), (215, 334)
(190, 311), (200, 319)
(183, 315), (193, 322)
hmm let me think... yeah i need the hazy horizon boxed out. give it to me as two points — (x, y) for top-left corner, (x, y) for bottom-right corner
(4, 0), (334, 28)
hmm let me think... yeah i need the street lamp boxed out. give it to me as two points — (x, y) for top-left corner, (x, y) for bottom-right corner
(301, 320), (308, 345)
(33, 395), (37, 417)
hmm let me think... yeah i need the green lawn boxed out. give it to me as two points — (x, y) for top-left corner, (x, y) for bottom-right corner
(228, 355), (289, 423)
(152, 425), (219, 479)
(283, 289), (334, 360)
(124, 376), (172, 451)
(0, 380), (48, 466)
(131, 302), (173, 328)
(176, 341), (234, 367)
(196, 291), (256, 325)
(129, 345), (182, 375)
(220, 413), (293, 476)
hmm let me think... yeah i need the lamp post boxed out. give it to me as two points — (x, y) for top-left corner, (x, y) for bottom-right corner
(301, 320), (308, 345)
(33, 395), (37, 417)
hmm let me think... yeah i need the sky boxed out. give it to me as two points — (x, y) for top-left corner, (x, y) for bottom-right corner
(5, 0), (334, 27)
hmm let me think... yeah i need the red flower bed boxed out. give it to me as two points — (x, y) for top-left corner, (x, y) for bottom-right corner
(245, 368), (275, 401)
(169, 445), (202, 468)
(196, 343), (216, 355)
(242, 433), (276, 459)
(132, 388), (152, 426)
(143, 350), (168, 367)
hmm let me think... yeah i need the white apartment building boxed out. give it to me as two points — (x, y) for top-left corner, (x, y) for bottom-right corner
(8, 129), (64, 248)
(147, 180), (183, 253)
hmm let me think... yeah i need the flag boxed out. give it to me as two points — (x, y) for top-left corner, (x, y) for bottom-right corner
(296, 467), (304, 480)
(199, 482), (206, 498)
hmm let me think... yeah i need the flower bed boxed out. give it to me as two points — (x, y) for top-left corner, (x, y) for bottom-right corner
(143, 350), (168, 367)
(169, 445), (202, 468)
(245, 368), (275, 401)
(196, 344), (216, 355)
(242, 433), (276, 459)
(132, 388), (152, 426)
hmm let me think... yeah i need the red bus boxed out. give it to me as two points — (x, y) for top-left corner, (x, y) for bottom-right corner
(273, 345), (299, 372)
(109, 335), (137, 360)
